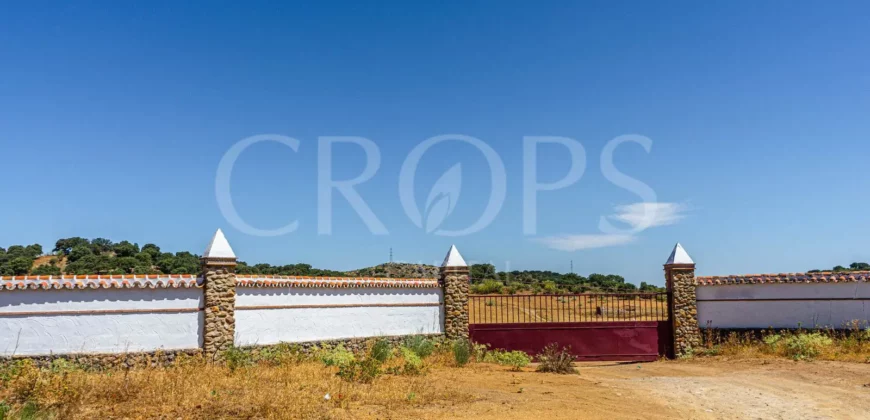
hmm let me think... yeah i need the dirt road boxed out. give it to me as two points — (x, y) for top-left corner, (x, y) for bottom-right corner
(374, 359), (870, 419)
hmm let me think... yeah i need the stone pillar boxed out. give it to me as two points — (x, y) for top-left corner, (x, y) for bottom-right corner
(664, 242), (701, 357)
(201, 229), (237, 361)
(440, 245), (470, 340)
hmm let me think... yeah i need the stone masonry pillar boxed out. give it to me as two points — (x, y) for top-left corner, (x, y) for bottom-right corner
(201, 229), (237, 361)
(664, 242), (701, 357)
(440, 245), (470, 340)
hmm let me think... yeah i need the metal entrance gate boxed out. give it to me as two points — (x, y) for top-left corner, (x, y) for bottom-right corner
(468, 292), (672, 361)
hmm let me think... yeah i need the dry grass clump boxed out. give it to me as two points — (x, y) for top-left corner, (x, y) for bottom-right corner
(536, 344), (578, 374)
(697, 321), (870, 362)
(0, 339), (472, 419)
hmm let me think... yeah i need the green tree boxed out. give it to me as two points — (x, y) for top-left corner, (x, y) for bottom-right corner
(24, 244), (42, 258)
(849, 262), (870, 271)
(53, 237), (90, 255)
(31, 264), (62, 276)
(64, 254), (112, 275)
(112, 256), (139, 273)
(67, 245), (93, 263)
(113, 241), (140, 258)
(470, 263), (497, 283)
(90, 238), (114, 254)
(5, 245), (27, 258)
(140, 243), (161, 259)
(8, 257), (33, 275)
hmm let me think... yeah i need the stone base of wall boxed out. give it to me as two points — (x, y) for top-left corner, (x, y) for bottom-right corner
(0, 334), (448, 370)
(0, 349), (203, 370)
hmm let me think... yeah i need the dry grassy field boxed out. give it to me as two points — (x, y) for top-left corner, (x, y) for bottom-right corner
(468, 293), (668, 324)
(2, 355), (869, 419)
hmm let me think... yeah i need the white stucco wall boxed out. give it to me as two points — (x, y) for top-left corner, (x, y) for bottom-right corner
(697, 283), (870, 329)
(235, 287), (443, 346)
(0, 289), (203, 356)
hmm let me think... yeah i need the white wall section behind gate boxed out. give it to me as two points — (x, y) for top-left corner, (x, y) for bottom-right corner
(235, 287), (443, 346)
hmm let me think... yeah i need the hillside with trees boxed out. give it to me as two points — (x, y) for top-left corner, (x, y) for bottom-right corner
(0, 237), (662, 293)
(807, 262), (870, 273)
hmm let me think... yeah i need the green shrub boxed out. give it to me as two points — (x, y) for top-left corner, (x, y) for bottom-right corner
(337, 357), (382, 383)
(484, 350), (530, 371)
(319, 345), (355, 367)
(505, 283), (523, 295)
(536, 344), (577, 374)
(472, 342), (490, 361)
(370, 339), (393, 363)
(452, 339), (472, 366)
(471, 279), (504, 294)
(783, 333), (833, 360)
(764, 332), (833, 360)
(255, 343), (299, 366)
(0, 400), (10, 420)
(48, 358), (79, 374)
(403, 336), (435, 358)
(540, 281), (558, 294)
(223, 347), (253, 372)
(399, 347), (424, 375)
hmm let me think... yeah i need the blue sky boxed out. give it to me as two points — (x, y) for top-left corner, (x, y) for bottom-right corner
(1, 1), (869, 285)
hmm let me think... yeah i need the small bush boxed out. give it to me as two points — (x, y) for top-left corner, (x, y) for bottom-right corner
(763, 332), (834, 360)
(48, 358), (79, 374)
(0, 401), (10, 420)
(471, 342), (490, 361)
(370, 339), (393, 363)
(484, 350), (530, 371)
(319, 345), (355, 367)
(783, 333), (833, 360)
(399, 347), (424, 375)
(505, 282), (523, 295)
(223, 347), (253, 372)
(452, 339), (472, 366)
(536, 344), (577, 374)
(403, 336), (435, 358)
(471, 279), (504, 294)
(337, 357), (382, 383)
(255, 343), (300, 366)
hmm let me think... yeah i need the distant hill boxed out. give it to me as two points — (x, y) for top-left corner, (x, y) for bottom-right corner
(345, 262), (439, 279)
(1, 236), (664, 294)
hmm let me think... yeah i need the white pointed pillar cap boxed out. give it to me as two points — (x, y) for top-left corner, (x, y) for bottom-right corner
(664, 242), (694, 266)
(441, 244), (467, 268)
(203, 228), (236, 260)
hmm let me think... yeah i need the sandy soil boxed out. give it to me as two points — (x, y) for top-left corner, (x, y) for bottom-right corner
(365, 358), (870, 420)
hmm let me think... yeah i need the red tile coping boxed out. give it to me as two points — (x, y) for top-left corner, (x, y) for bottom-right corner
(0, 274), (439, 290)
(696, 271), (870, 286)
(236, 275), (439, 288)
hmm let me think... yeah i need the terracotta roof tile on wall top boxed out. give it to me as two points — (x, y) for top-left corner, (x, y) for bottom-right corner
(0, 274), (202, 290)
(695, 271), (870, 285)
(235, 275), (439, 288)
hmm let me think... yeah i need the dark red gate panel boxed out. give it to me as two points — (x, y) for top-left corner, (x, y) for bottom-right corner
(469, 320), (668, 362)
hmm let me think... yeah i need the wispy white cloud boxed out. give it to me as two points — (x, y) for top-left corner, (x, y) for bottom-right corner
(533, 234), (636, 251)
(534, 202), (690, 251)
(607, 202), (690, 231)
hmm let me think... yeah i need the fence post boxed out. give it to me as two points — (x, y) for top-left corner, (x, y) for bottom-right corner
(440, 245), (470, 340)
(201, 229), (238, 361)
(664, 242), (701, 357)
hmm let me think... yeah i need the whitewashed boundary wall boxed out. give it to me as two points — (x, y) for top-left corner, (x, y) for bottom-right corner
(0, 276), (202, 356)
(696, 272), (870, 329)
(234, 284), (443, 346)
(0, 230), (471, 360)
